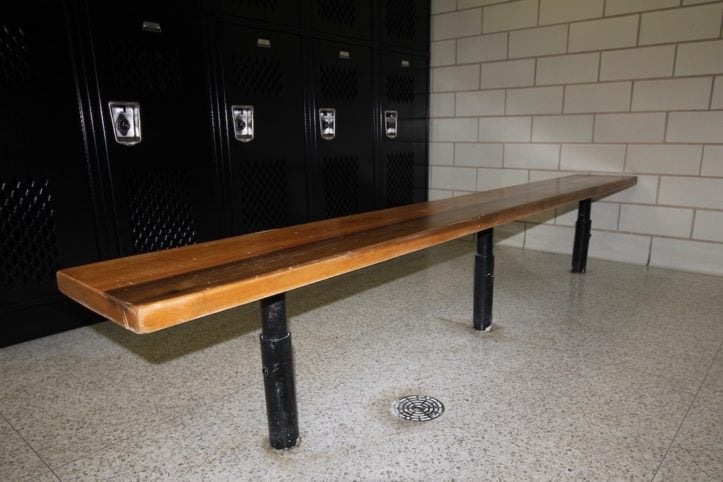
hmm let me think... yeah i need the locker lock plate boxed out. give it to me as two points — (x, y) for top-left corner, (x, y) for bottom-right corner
(384, 110), (398, 139)
(108, 102), (141, 146)
(319, 108), (336, 140)
(232, 105), (254, 142)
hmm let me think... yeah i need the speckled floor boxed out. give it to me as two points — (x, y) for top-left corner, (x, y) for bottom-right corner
(2, 240), (722, 481)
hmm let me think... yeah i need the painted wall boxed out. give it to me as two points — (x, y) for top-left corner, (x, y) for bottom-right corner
(429, 0), (723, 276)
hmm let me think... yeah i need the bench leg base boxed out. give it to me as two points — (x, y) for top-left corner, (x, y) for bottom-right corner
(473, 228), (494, 331)
(260, 293), (299, 450)
(571, 199), (592, 273)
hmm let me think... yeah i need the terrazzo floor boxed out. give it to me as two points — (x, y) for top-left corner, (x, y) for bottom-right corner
(2, 240), (722, 481)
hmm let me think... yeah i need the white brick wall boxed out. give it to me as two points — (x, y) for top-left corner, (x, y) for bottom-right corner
(430, 0), (723, 276)
(702, 146), (723, 176)
(625, 145), (702, 175)
(455, 90), (505, 116)
(600, 46), (675, 80)
(457, 34), (507, 64)
(454, 143), (503, 167)
(569, 16), (638, 53)
(605, 0), (678, 16)
(537, 53), (599, 85)
(532, 115), (593, 142)
(506, 87), (563, 115)
(483, 0), (538, 33)
(631, 78), (712, 112)
(509, 25), (567, 58)
(712, 76), (723, 109)
(564, 82), (631, 113)
(480, 60), (535, 88)
(594, 113), (666, 143)
(639, 3), (723, 45)
(504, 143), (560, 169)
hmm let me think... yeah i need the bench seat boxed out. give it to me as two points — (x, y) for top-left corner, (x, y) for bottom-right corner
(57, 174), (635, 334)
(57, 173), (636, 449)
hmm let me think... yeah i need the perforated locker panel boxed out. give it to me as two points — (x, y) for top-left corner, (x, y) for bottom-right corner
(310, 0), (372, 41)
(378, 52), (428, 208)
(311, 40), (374, 220)
(219, 0), (300, 27)
(1, 2), (102, 345)
(380, 0), (429, 52)
(90, 8), (221, 255)
(220, 25), (307, 234)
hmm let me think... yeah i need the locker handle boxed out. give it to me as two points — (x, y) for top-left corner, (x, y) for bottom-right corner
(319, 108), (336, 141)
(384, 110), (398, 139)
(231, 105), (254, 142)
(108, 102), (142, 146)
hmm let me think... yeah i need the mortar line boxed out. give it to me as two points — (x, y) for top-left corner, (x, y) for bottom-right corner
(1, 411), (58, 479)
(651, 339), (723, 480)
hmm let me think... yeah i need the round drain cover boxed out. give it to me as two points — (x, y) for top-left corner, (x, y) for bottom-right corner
(392, 395), (444, 422)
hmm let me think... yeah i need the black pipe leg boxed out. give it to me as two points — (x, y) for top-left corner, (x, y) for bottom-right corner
(473, 228), (494, 331)
(259, 293), (299, 449)
(571, 199), (592, 273)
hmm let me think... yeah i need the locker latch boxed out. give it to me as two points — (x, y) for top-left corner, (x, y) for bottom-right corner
(384, 110), (398, 139)
(108, 102), (142, 146)
(231, 105), (254, 142)
(319, 108), (336, 140)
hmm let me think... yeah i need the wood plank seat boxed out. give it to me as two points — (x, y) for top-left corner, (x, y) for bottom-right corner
(57, 174), (636, 449)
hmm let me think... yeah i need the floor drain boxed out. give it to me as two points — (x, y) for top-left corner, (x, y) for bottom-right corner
(391, 395), (444, 422)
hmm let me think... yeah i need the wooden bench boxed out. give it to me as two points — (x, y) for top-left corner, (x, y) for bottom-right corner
(57, 174), (636, 449)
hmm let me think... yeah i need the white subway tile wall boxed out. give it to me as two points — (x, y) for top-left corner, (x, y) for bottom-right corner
(429, 0), (723, 276)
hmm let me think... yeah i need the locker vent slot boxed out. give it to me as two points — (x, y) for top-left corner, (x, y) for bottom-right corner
(0, 178), (59, 286)
(386, 152), (415, 207)
(319, 66), (358, 101)
(230, 0), (279, 11)
(126, 168), (196, 254)
(386, 73), (415, 104)
(237, 160), (289, 233)
(230, 55), (283, 97)
(109, 40), (181, 92)
(323, 155), (359, 218)
(386, 0), (416, 40)
(317, 0), (356, 27)
(0, 25), (31, 85)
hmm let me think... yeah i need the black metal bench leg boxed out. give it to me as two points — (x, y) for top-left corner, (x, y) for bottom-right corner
(473, 228), (494, 331)
(571, 199), (592, 273)
(259, 293), (299, 449)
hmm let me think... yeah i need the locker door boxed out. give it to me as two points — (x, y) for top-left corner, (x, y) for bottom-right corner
(90, 8), (221, 255)
(378, 52), (428, 208)
(1, 2), (101, 345)
(311, 40), (374, 219)
(218, 0), (300, 27)
(220, 25), (307, 234)
(380, 0), (429, 52)
(310, 0), (372, 40)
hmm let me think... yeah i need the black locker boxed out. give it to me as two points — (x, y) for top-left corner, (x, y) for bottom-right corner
(380, 0), (429, 52)
(219, 24), (308, 233)
(89, 7), (222, 255)
(310, 0), (373, 40)
(1, 2), (102, 346)
(218, 0), (300, 27)
(378, 51), (428, 208)
(311, 40), (374, 219)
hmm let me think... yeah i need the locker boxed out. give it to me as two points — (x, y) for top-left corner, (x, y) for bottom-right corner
(311, 40), (374, 219)
(219, 24), (308, 233)
(310, 0), (373, 41)
(0, 2), (101, 345)
(89, 7), (222, 255)
(218, 0), (300, 27)
(380, 0), (429, 52)
(378, 52), (428, 208)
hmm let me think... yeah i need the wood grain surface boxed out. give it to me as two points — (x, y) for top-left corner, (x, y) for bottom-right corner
(57, 174), (636, 333)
